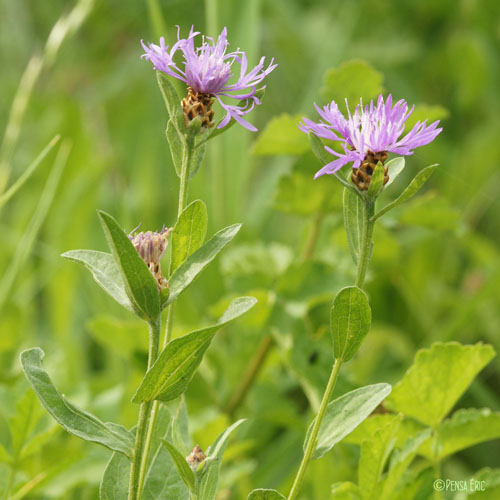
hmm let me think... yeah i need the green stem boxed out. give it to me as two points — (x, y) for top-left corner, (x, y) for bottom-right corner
(355, 199), (375, 288)
(133, 139), (196, 497)
(287, 196), (374, 500)
(287, 358), (343, 500)
(128, 317), (161, 500)
(302, 212), (324, 260)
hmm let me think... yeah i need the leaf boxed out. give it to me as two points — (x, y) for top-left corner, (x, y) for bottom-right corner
(21, 348), (134, 457)
(161, 440), (195, 492)
(380, 428), (432, 499)
(435, 408), (500, 460)
(343, 187), (364, 264)
(156, 71), (184, 134)
(166, 223), (242, 305)
(189, 142), (206, 179)
(358, 415), (401, 500)
(466, 468), (500, 499)
(170, 200), (208, 272)
(252, 114), (309, 156)
(98, 210), (160, 321)
(166, 119), (183, 177)
(373, 164), (438, 220)
(196, 419), (246, 500)
(0, 135), (60, 209)
(366, 161), (385, 198)
(386, 342), (496, 427)
(133, 297), (257, 403)
(384, 157), (405, 188)
(306, 383), (392, 459)
(331, 482), (362, 500)
(247, 489), (286, 500)
(62, 250), (133, 313)
(100, 403), (189, 500)
(331, 286), (372, 362)
(322, 60), (384, 107)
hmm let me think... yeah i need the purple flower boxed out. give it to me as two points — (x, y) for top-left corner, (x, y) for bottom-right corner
(299, 94), (442, 179)
(141, 26), (277, 132)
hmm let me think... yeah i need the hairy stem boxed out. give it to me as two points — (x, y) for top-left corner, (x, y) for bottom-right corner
(128, 317), (161, 500)
(287, 196), (374, 500)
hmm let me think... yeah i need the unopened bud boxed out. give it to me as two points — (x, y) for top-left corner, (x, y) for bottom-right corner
(186, 444), (206, 471)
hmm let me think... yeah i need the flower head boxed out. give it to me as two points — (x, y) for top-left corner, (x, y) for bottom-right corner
(142, 26), (277, 131)
(299, 94), (442, 179)
(129, 226), (172, 290)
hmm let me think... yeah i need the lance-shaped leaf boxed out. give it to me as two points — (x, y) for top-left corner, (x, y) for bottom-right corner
(384, 157), (405, 188)
(21, 348), (134, 458)
(157, 71), (185, 135)
(166, 119), (183, 177)
(133, 297), (257, 403)
(98, 211), (160, 322)
(372, 164), (438, 220)
(386, 342), (495, 427)
(247, 490), (286, 500)
(196, 420), (246, 500)
(343, 188), (364, 265)
(166, 223), (242, 305)
(331, 286), (372, 362)
(170, 200), (208, 272)
(305, 383), (392, 459)
(162, 440), (196, 493)
(62, 250), (133, 313)
(366, 161), (385, 199)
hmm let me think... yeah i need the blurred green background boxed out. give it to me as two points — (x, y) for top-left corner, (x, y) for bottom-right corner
(1, 0), (499, 498)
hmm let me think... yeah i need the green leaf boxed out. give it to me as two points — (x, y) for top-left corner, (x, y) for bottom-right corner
(435, 408), (500, 460)
(171, 200), (208, 272)
(167, 223), (242, 305)
(21, 348), (134, 457)
(322, 60), (384, 107)
(162, 440), (195, 492)
(358, 415), (401, 500)
(373, 164), (438, 220)
(253, 114), (309, 156)
(331, 482), (362, 500)
(386, 342), (496, 427)
(331, 286), (372, 362)
(380, 429), (432, 499)
(196, 419), (246, 500)
(343, 187), (364, 264)
(189, 142), (206, 179)
(366, 161), (385, 199)
(156, 71), (184, 134)
(306, 383), (392, 459)
(100, 402), (189, 500)
(133, 297), (257, 403)
(166, 119), (183, 177)
(465, 468), (500, 499)
(384, 157), (405, 188)
(247, 490), (286, 500)
(62, 250), (133, 313)
(98, 210), (160, 321)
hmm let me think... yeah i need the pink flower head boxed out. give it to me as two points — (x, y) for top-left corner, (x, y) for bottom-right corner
(142, 26), (277, 132)
(299, 94), (442, 178)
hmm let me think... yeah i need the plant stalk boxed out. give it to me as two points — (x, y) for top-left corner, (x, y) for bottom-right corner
(134, 138), (195, 497)
(128, 317), (161, 500)
(287, 195), (374, 500)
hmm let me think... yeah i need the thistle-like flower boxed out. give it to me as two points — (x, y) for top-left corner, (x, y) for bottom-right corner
(141, 26), (277, 132)
(299, 94), (442, 190)
(129, 226), (172, 291)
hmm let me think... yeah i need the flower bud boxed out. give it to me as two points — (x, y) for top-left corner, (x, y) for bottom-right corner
(129, 226), (171, 291)
(186, 444), (206, 471)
